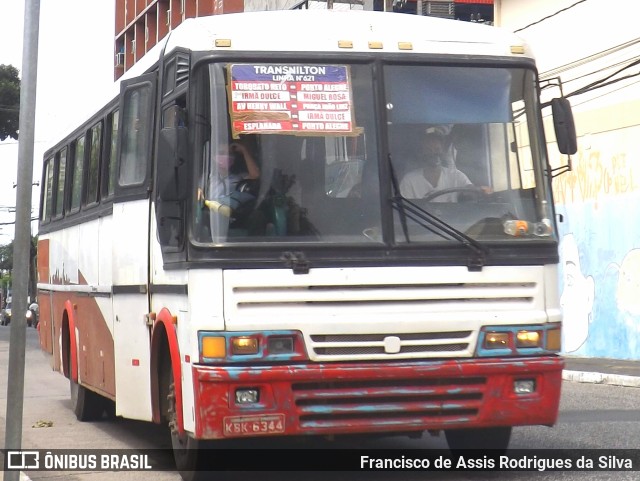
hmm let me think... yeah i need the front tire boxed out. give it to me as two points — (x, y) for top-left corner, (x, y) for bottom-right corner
(167, 369), (213, 481)
(445, 426), (512, 454)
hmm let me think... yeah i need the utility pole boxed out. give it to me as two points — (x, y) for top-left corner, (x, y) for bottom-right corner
(4, 1), (40, 480)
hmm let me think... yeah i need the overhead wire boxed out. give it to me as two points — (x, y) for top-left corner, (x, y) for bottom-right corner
(564, 57), (640, 99)
(570, 77), (640, 109)
(560, 57), (640, 85)
(512, 0), (640, 101)
(540, 38), (640, 79)
(514, 0), (588, 33)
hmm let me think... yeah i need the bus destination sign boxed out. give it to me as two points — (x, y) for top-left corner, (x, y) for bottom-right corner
(229, 64), (354, 136)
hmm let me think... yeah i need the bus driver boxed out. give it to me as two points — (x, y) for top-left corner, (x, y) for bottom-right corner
(399, 130), (472, 202)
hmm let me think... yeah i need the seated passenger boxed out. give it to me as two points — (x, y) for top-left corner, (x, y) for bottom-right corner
(198, 140), (260, 213)
(399, 131), (471, 202)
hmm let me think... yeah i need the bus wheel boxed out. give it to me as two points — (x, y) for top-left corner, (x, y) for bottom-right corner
(445, 426), (512, 454)
(70, 377), (106, 422)
(167, 372), (210, 480)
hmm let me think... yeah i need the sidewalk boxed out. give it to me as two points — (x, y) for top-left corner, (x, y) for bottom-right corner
(563, 356), (640, 388)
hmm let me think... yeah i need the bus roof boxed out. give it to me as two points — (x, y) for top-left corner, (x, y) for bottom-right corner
(47, 10), (531, 153)
(124, 9), (531, 82)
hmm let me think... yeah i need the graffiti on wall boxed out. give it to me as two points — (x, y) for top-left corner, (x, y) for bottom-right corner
(553, 149), (638, 205)
(554, 133), (640, 359)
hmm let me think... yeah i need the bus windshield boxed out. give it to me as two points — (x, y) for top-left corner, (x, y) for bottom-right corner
(191, 61), (554, 246)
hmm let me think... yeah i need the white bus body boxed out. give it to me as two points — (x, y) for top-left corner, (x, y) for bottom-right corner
(37, 10), (572, 477)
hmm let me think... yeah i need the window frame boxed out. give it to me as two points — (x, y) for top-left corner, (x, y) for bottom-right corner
(40, 156), (54, 224)
(85, 121), (104, 208)
(101, 109), (119, 201)
(52, 146), (68, 220)
(114, 71), (157, 202)
(68, 132), (87, 215)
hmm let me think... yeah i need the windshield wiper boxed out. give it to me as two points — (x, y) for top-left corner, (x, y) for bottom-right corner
(386, 155), (487, 271)
(390, 195), (487, 271)
(389, 195), (488, 271)
(388, 153), (411, 243)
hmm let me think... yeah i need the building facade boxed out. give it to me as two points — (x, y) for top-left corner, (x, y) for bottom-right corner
(114, 0), (494, 79)
(497, 0), (640, 360)
(115, 0), (244, 79)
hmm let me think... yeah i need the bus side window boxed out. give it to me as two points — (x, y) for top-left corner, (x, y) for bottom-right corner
(69, 135), (86, 214)
(120, 87), (152, 186)
(54, 147), (68, 218)
(86, 122), (103, 206)
(102, 110), (119, 200)
(41, 157), (54, 223)
(162, 103), (186, 128)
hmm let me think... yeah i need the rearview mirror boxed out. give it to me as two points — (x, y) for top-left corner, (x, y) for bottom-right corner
(551, 98), (577, 155)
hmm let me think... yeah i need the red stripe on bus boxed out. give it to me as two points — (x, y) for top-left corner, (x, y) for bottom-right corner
(64, 300), (79, 383)
(155, 308), (184, 435)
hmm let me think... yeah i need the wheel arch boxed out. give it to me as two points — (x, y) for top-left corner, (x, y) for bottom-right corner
(61, 300), (78, 382)
(150, 308), (184, 434)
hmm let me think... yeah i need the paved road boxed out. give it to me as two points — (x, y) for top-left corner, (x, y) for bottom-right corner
(2, 326), (640, 481)
(0, 326), (176, 480)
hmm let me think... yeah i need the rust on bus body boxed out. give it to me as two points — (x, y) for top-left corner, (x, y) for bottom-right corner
(190, 356), (563, 439)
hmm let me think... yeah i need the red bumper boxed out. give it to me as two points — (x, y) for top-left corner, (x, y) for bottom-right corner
(192, 356), (563, 439)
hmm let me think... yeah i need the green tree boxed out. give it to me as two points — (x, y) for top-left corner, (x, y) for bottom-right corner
(0, 64), (20, 140)
(0, 241), (13, 272)
(0, 242), (13, 304)
(0, 236), (38, 302)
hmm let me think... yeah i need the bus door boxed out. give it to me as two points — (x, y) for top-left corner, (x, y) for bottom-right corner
(111, 73), (156, 421)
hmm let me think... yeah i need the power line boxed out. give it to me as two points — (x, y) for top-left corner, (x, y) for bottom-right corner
(570, 77), (640, 109)
(567, 58), (640, 98)
(540, 37), (640, 80)
(561, 57), (640, 85)
(514, 0), (588, 33)
(0, 218), (39, 226)
(0, 140), (48, 146)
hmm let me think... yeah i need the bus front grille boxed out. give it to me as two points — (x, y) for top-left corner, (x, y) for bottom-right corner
(291, 376), (486, 431)
(310, 331), (472, 358)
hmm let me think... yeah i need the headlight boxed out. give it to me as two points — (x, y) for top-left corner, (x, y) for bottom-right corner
(515, 330), (542, 348)
(477, 323), (561, 356)
(484, 332), (509, 349)
(199, 331), (308, 363)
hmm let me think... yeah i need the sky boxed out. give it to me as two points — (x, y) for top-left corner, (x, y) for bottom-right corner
(0, 0), (115, 243)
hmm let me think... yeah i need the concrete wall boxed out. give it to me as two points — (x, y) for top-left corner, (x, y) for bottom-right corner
(497, 0), (640, 359)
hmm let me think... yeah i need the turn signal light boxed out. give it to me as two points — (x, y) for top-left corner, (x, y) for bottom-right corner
(546, 327), (562, 351)
(199, 330), (308, 362)
(201, 336), (226, 358)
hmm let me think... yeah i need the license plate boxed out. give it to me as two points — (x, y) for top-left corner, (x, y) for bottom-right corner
(223, 414), (285, 437)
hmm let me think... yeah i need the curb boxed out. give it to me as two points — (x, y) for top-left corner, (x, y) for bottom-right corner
(562, 370), (640, 388)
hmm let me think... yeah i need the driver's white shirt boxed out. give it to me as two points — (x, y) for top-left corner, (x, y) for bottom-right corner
(400, 166), (471, 202)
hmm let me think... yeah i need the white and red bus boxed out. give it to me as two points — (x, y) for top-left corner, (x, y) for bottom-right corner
(37, 9), (575, 478)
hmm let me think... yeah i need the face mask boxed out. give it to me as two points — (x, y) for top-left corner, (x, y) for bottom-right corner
(216, 154), (232, 169)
